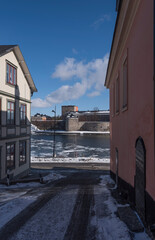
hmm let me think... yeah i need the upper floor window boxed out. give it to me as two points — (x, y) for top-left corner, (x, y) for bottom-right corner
(20, 104), (26, 124)
(6, 63), (17, 86)
(19, 141), (26, 165)
(115, 76), (119, 114)
(122, 58), (128, 109)
(6, 143), (15, 170)
(112, 83), (115, 117)
(7, 101), (15, 125)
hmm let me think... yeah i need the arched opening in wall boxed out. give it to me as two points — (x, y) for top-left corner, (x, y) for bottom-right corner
(135, 137), (146, 222)
(115, 148), (119, 187)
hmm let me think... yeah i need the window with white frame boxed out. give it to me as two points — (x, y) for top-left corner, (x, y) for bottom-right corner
(122, 58), (128, 109)
(20, 104), (26, 124)
(6, 143), (15, 169)
(19, 141), (26, 165)
(7, 101), (15, 125)
(6, 63), (17, 85)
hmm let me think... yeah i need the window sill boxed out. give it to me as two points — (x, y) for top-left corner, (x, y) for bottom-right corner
(122, 105), (128, 112)
(6, 82), (16, 87)
(20, 123), (27, 127)
(115, 111), (119, 116)
(19, 162), (26, 166)
(6, 166), (15, 171)
(7, 124), (16, 128)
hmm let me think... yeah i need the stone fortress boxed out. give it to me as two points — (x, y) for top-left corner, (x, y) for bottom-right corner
(62, 105), (110, 132)
(31, 105), (110, 132)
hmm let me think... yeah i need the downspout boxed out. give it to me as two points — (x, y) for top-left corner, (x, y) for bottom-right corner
(154, 0), (155, 177)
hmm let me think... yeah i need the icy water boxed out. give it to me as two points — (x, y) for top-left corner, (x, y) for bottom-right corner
(31, 133), (110, 159)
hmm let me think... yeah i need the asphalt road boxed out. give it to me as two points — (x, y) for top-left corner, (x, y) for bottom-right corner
(0, 169), (109, 240)
(0, 166), (151, 240)
(30, 162), (110, 171)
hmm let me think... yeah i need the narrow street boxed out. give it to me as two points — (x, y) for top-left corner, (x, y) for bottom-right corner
(0, 168), (152, 240)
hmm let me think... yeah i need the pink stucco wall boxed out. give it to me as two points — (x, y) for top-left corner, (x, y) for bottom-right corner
(110, 0), (154, 199)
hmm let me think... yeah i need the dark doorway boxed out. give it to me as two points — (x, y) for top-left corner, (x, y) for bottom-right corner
(135, 137), (146, 222)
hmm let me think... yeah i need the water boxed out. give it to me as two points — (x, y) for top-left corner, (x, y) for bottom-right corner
(31, 132), (110, 159)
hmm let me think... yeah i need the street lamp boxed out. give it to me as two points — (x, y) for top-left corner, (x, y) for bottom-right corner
(52, 106), (56, 157)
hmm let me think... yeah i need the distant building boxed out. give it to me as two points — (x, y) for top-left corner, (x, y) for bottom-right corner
(31, 113), (52, 121)
(0, 45), (37, 180)
(105, 0), (155, 225)
(62, 105), (78, 117)
(65, 109), (110, 132)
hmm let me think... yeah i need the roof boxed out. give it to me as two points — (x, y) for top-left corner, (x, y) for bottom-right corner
(0, 45), (37, 93)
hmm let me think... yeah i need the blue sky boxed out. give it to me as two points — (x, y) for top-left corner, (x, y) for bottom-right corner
(0, 0), (116, 116)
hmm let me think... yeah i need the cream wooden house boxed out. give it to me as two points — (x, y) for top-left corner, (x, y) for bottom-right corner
(0, 45), (37, 180)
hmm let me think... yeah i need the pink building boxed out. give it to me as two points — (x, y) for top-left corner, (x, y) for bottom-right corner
(105, 0), (155, 225)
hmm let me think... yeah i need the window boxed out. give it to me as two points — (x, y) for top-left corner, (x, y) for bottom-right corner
(20, 104), (27, 124)
(6, 143), (15, 169)
(6, 63), (17, 85)
(115, 77), (119, 113)
(122, 58), (128, 109)
(19, 141), (26, 165)
(112, 84), (115, 117)
(7, 101), (15, 125)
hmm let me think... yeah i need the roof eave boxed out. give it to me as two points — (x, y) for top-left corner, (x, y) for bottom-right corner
(104, 0), (123, 89)
(13, 46), (37, 93)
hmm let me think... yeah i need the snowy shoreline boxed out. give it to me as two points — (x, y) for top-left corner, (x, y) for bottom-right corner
(31, 156), (110, 163)
(32, 130), (110, 135)
(31, 124), (110, 135)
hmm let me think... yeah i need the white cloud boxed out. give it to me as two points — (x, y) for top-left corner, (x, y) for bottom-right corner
(32, 54), (109, 108)
(46, 82), (87, 103)
(32, 98), (51, 108)
(92, 15), (111, 29)
(87, 91), (100, 97)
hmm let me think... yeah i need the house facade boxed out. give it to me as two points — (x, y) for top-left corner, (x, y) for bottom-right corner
(105, 0), (155, 225)
(0, 45), (37, 180)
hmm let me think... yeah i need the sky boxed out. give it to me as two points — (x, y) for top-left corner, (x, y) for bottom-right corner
(0, 0), (117, 116)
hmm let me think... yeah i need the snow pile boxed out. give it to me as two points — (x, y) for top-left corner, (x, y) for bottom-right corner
(31, 124), (40, 133)
(91, 175), (151, 240)
(43, 172), (65, 182)
(31, 156), (110, 163)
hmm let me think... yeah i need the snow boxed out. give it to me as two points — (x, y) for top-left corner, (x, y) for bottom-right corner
(0, 173), (152, 240)
(10, 186), (79, 240)
(31, 124), (110, 135)
(0, 171), (65, 230)
(0, 182), (41, 189)
(42, 172), (65, 182)
(91, 176), (131, 240)
(90, 175), (151, 240)
(31, 124), (41, 133)
(31, 156), (110, 163)
(0, 194), (39, 229)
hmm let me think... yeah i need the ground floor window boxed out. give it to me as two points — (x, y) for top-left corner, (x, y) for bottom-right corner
(6, 143), (15, 169)
(19, 141), (26, 165)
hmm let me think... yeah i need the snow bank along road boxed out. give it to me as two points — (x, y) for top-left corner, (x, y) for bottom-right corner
(0, 170), (151, 240)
